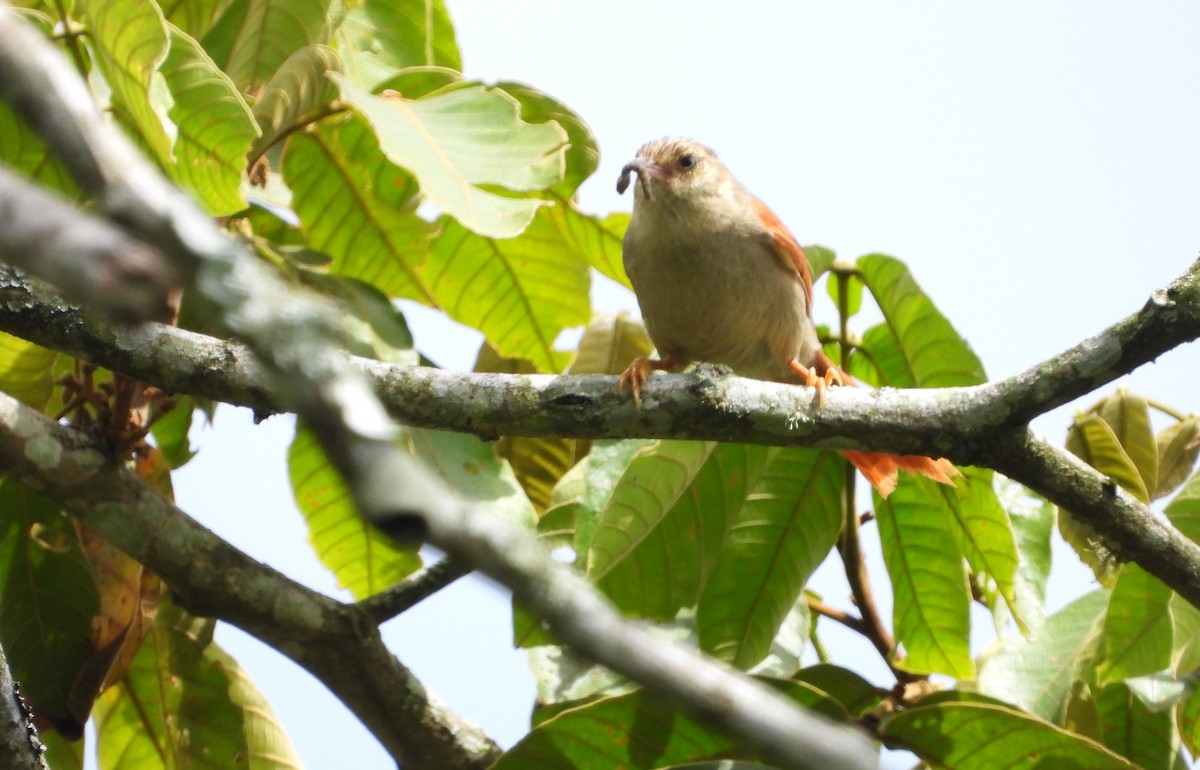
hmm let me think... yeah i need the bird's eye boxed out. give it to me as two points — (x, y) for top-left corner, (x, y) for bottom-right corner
(678, 154), (697, 170)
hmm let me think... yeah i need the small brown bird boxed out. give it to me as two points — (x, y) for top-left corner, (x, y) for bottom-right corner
(616, 137), (956, 497)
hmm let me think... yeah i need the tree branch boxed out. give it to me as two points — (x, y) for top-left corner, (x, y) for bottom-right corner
(0, 390), (500, 769)
(1, 263), (1199, 612)
(0, 643), (45, 770)
(0, 166), (177, 323)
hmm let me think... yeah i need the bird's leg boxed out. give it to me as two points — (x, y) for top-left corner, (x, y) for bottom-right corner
(618, 356), (676, 409)
(788, 358), (843, 408)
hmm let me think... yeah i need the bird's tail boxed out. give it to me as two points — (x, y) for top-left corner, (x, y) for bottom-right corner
(810, 351), (961, 498)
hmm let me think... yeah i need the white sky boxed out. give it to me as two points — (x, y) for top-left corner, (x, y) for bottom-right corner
(139, 3), (1200, 769)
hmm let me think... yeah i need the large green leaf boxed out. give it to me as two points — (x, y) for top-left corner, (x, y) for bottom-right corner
(80, 0), (174, 169)
(422, 210), (591, 372)
(946, 469), (1025, 632)
(162, 24), (258, 215)
(289, 424), (422, 599)
(250, 44), (342, 163)
(0, 331), (57, 409)
(337, 0), (460, 90)
(202, 0), (334, 93)
(696, 448), (844, 669)
(283, 115), (437, 302)
(977, 590), (1108, 722)
(1093, 681), (1184, 770)
(882, 699), (1139, 769)
(875, 477), (973, 679)
(855, 254), (986, 387)
(94, 600), (302, 770)
(588, 441), (771, 620)
(1098, 564), (1174, 684)
(332, 74), (568, 238)
(0, 482), (98, 735)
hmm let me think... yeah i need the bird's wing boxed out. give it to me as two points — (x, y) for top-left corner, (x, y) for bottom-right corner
(752, 196), (814, 317)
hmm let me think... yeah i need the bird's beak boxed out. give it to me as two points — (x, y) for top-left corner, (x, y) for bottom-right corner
(617, 157), (660, 200)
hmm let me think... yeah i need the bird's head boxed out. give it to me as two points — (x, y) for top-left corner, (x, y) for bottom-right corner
(616, 138), (729, 206)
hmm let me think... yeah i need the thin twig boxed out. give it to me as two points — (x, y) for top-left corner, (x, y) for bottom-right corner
(359, 557), (472, 624)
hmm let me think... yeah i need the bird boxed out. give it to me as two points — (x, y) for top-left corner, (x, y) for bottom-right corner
(615, 137), (957, 498)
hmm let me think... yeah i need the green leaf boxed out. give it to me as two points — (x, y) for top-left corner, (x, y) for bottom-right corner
(588, 442), (770, 620)
(1159, 420), (1200, 503)
(94, 600), (302, 770)
(202, 0), (334, 93)
(977, 590), (1107, 722)
(250, 44), (342, 163)
(539, 203), (629, 291)
(803, 245), (837, 279)
(42, 730), (84, 770)
(546, 439), (651, 556)
(1098, 389), (1159, 500)
(498, 81), (598, 198)
(946, 469), (1025, 632)
(162, 23), (259, 215)
(1179, 676), (1200, 758)
(0, 481), (98, 734)
(1067, 412), (1150, 502)
(303, 274), (417, 364)
(289, 424), (422, 599)
(881, 700), (1139, 769)
(422, 211), (591, 372)
(791, 664), (884, 718)
(826, 268), (863, 320)
(855, 253), (987, 387)
(150, 395), (200, 468)
(331, 74), (568, 238)
(696, 448), (843, 669)
(1097, 564), (1174, 683)
(876, 477), (973, 679)
(0, 331), (57, 409)
(998, 479), (1054, 634)
(1170, 593), (1200, 674)
(1093, 680), (1183, 770)
(1161, 431), (1200, 529)
(80, 0), (174, 169)
(494, 684), (845, 770)
(337, 0), (460, 90)
(159, 0), (234, 39)
(283, 115), (437, 302)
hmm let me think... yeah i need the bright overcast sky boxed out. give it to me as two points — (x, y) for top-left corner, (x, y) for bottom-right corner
(150, 3), (1200, 769)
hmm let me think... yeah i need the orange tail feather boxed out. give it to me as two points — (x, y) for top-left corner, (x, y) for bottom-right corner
(840, 450), (960, 498)
(808, 352), (960, 498)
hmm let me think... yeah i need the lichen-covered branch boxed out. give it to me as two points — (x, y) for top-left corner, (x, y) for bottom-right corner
(1, 265), (1199, 610)
(0, 643), (45, 770)
(0, 390), (500, 770)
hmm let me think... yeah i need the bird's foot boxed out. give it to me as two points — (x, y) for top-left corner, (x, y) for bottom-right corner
(618, 356), (674, 410)
(788, 360), (844, 408)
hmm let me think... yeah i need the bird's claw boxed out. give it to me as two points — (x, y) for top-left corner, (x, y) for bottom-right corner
(788, 360), (843, 408)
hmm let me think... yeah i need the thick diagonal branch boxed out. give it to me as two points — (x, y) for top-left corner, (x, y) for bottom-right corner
(0, 390), (499, 770)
